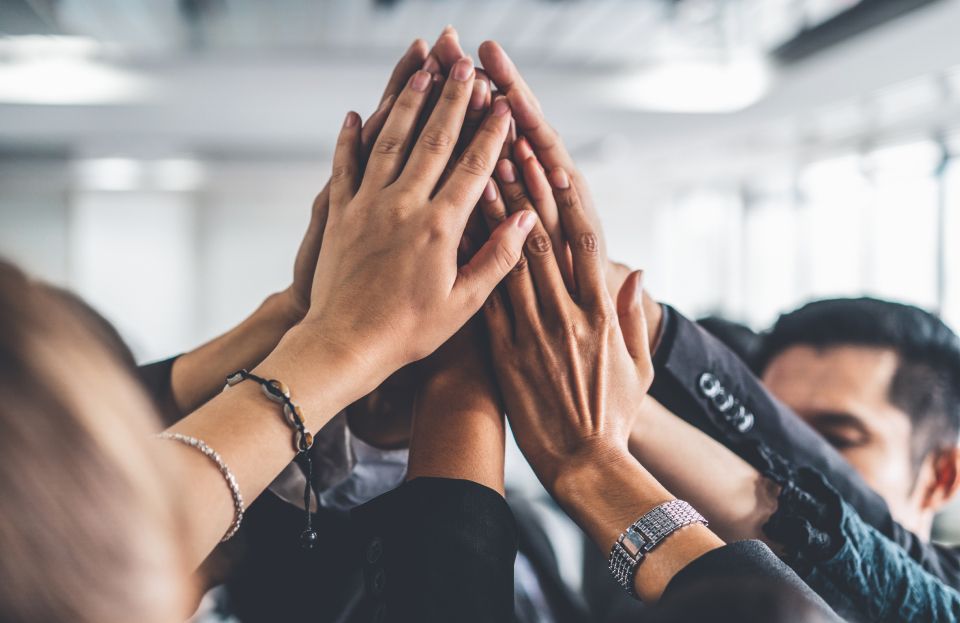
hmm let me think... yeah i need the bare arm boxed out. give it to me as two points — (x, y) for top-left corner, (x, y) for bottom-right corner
(629, 397), (781, 544)
(407, 320), (506, 495)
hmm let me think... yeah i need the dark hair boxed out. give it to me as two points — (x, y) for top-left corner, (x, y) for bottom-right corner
(698, 316), (763, 373)
(759, 297), (960, 469)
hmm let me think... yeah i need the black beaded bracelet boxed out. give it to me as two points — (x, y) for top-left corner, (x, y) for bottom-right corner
(226, 369), (318, 549)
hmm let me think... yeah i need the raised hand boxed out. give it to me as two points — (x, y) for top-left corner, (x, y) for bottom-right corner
(300, 58), (535, 397)
(479, 42), (605, 259)
(480, 166), (652, 490)
(285, 39), (430, 319)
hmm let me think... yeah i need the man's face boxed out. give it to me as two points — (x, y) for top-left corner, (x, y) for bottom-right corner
(761, 345), (919, 523)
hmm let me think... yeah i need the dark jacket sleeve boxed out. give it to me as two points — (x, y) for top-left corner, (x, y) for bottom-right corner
(350, 477), (518, 623)
(655, 540), (842, 622)
(762, 466), (960, 622)
(649, 306), (960, 587)
(137, 357), (183, 426)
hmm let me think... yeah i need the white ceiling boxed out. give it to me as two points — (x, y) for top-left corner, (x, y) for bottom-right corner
(0, 0), (959, 189)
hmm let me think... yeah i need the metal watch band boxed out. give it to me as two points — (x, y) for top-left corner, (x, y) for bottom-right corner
(608, 499), (708, 596)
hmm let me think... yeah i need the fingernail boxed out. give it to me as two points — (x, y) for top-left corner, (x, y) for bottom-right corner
(483, 178), (498, 202)
(422, 56), (440, 74)
(497, 159), (516, 183)
(452, 57), (474, 82)
(470, 79), (488, 111)
(549, 167), (569, 189)
(411, 70), (431, 92)
(343, 111), (359, 128)
(442, 24), (456, 36)
(517, 210), (535, 231)
(492, 96), (510, 116)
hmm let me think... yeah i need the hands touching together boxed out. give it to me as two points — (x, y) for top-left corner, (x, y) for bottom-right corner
(169, 27), (707, 592)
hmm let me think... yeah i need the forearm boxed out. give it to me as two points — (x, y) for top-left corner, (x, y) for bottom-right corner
(629, 397), (780, 543)
(551, 447), (724, 602)
(169, 290), (301, 414)
(164, 324), (375, 567)
(406, 368), (506, 495)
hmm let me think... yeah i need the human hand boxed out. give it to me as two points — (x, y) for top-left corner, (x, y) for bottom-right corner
(300, 57), (535, 399)
(283, 39), (431, 319)
(481, 164), (654, 492)
(479, 41), (606, 262)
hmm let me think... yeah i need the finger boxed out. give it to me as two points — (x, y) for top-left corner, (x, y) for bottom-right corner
(456, 71), (491, 155)
(435, 96), (512, 217)
(495, 160), (568, 314)
(478, 40), (542, 111)
(380, 39), (430, 105)
(455, 210), (536, 317)
(363, 70), (433, 190)
(549, 167), (605, 307)
(482, 287), (514, 353)
(466, 71), (491, 124)
(484, 170), (539, 324)
(617, 270), (652, 371)
(431, 26), (466, 72)
(518, 152), (572, 288)
(360, 94), (397, 163)
(399, 56), (476, 193)
(330, 111), (363, 209)
(479, 40), (607, 255)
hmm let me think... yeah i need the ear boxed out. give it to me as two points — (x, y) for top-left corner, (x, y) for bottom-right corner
(919, 447), (960, 513)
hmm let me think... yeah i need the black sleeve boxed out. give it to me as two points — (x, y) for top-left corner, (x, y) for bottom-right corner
(350, 477), (518, 623)
(649, 306), (960, 587)
(137, 357), (183, 426)
(655, 540), (842, 623)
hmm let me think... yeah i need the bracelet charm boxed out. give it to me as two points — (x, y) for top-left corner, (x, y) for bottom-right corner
(225, 369), (318, 549)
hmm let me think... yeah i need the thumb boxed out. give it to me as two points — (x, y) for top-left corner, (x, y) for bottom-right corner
(455, 209), (536, 309)
(617, 270), (651, 367)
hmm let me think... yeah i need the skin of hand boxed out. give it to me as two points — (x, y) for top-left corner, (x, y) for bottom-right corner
(166, 40), (426, 416)
(481, 166), (723, 602)
(297, 56), (535, 405)
(492, 62), (663, 352)
(479, 41), (606, 267)
(480, 164), (653, 491)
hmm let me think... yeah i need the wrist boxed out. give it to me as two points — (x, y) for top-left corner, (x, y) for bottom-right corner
(551, 442), (673, 552)
(252, 323), (383, 431)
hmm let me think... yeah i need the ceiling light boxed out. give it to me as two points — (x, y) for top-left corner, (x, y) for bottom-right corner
(0, 35), (149, 105)
(605, 56), (771, 114)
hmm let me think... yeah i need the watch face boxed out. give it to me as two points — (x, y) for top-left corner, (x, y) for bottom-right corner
(621, 529), (646, 559)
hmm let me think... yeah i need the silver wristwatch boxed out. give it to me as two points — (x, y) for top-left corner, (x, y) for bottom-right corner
(608, 499), (708, 596)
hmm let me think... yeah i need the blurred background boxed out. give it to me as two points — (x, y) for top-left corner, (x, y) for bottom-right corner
(3, 0), (960, 547)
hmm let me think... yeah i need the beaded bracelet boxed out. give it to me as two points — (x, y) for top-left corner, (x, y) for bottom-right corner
(158, 432), (244, 542)
(225, 369), (318, 549)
